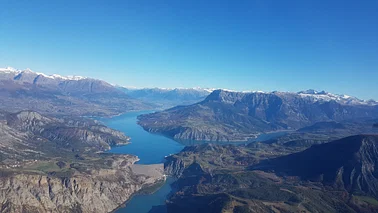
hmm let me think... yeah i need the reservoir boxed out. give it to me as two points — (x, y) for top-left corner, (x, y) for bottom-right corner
(101, 111), (183, 213)
(101, 111), (287, 213)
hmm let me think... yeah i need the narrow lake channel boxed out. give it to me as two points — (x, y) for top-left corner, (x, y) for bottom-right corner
(101, 111), (184, 213)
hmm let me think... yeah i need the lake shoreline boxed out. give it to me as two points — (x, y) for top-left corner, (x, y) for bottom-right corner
(110, 177), (168, 213)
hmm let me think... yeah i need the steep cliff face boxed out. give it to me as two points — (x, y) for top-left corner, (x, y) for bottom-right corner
(164, 156), (186, 177)
(0, 173), (137, 213)
(0, 156), (165, 213)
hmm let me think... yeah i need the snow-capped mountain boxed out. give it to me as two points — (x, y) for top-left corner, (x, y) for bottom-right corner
(0, 67), (87, 81)
(119, 85), (377, 108)
(233, 89), (377, 106)
(0, 66), (116, 94)
(139, 89), (378, 141)
(1, 67), (376, 113)
(296, 89), (377, 106)
(0, 67), (150, 116)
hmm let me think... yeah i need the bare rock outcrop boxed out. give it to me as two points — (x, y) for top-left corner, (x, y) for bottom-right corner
(0, 156), (165, 213)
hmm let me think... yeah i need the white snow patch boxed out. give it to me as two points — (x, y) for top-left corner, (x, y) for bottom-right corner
(0, 67), (88, 81)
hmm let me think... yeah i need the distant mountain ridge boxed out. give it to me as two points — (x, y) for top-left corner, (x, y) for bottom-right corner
(0, 67), (119, 94)
(138, 89), (378, 141)
(297, 89), (377, 106)
(0, 67), (87, 81)
(0, 67), (151, 116)
(119, 86), (378, 111)
(118, 87), (213, 108)
(204, 89), (378, 106)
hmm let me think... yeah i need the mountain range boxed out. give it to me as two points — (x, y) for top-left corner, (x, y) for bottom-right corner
(118, 87), (212, 108)
(0, 67), (223, 115)
(138, 89), (378, 141)
(0, 67), (150, 116)
(3, 66), (378, 212)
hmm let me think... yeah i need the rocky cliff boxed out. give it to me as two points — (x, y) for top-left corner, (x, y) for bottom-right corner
(0, 156), (165, 213)
(164, 156), (186, 177)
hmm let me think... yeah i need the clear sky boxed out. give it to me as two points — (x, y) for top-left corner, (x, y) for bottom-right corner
(1, 0), (378, 100)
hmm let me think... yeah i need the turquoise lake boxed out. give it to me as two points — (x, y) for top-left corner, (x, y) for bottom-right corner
(101, 111), (184, 165)
(100, 111), (183, 213)
(100, 111), (287, 213)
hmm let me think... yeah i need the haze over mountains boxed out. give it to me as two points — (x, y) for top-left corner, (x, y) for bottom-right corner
(118, 86), (213, 108)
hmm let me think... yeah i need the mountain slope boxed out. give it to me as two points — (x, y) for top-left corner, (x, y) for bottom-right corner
(255, 135), (378, 198)
(163, 136), (378, 213)
(0, 67), (150, 116)
(0, 110), (130, 163)
(138, 89), (378, 141)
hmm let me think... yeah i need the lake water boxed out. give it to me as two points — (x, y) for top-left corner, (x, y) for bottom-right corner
(101, 111), (184, 165)
(100, 111), (288, 213)
(100, 111), (184, 213)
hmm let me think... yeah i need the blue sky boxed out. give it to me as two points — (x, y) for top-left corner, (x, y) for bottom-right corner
(1, 0), (378, 99)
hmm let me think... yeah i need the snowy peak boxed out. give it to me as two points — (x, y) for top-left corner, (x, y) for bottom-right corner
(0, 66), (126, 97)
(298, 89), (327, 95)
(207, 89), (377, 106)
(0, 67), (88, 81)
(47, 74), (87, 81)
(191, 87), (217, 93)
(297, 89), (377, 106)
(0, 67), (18, 73)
